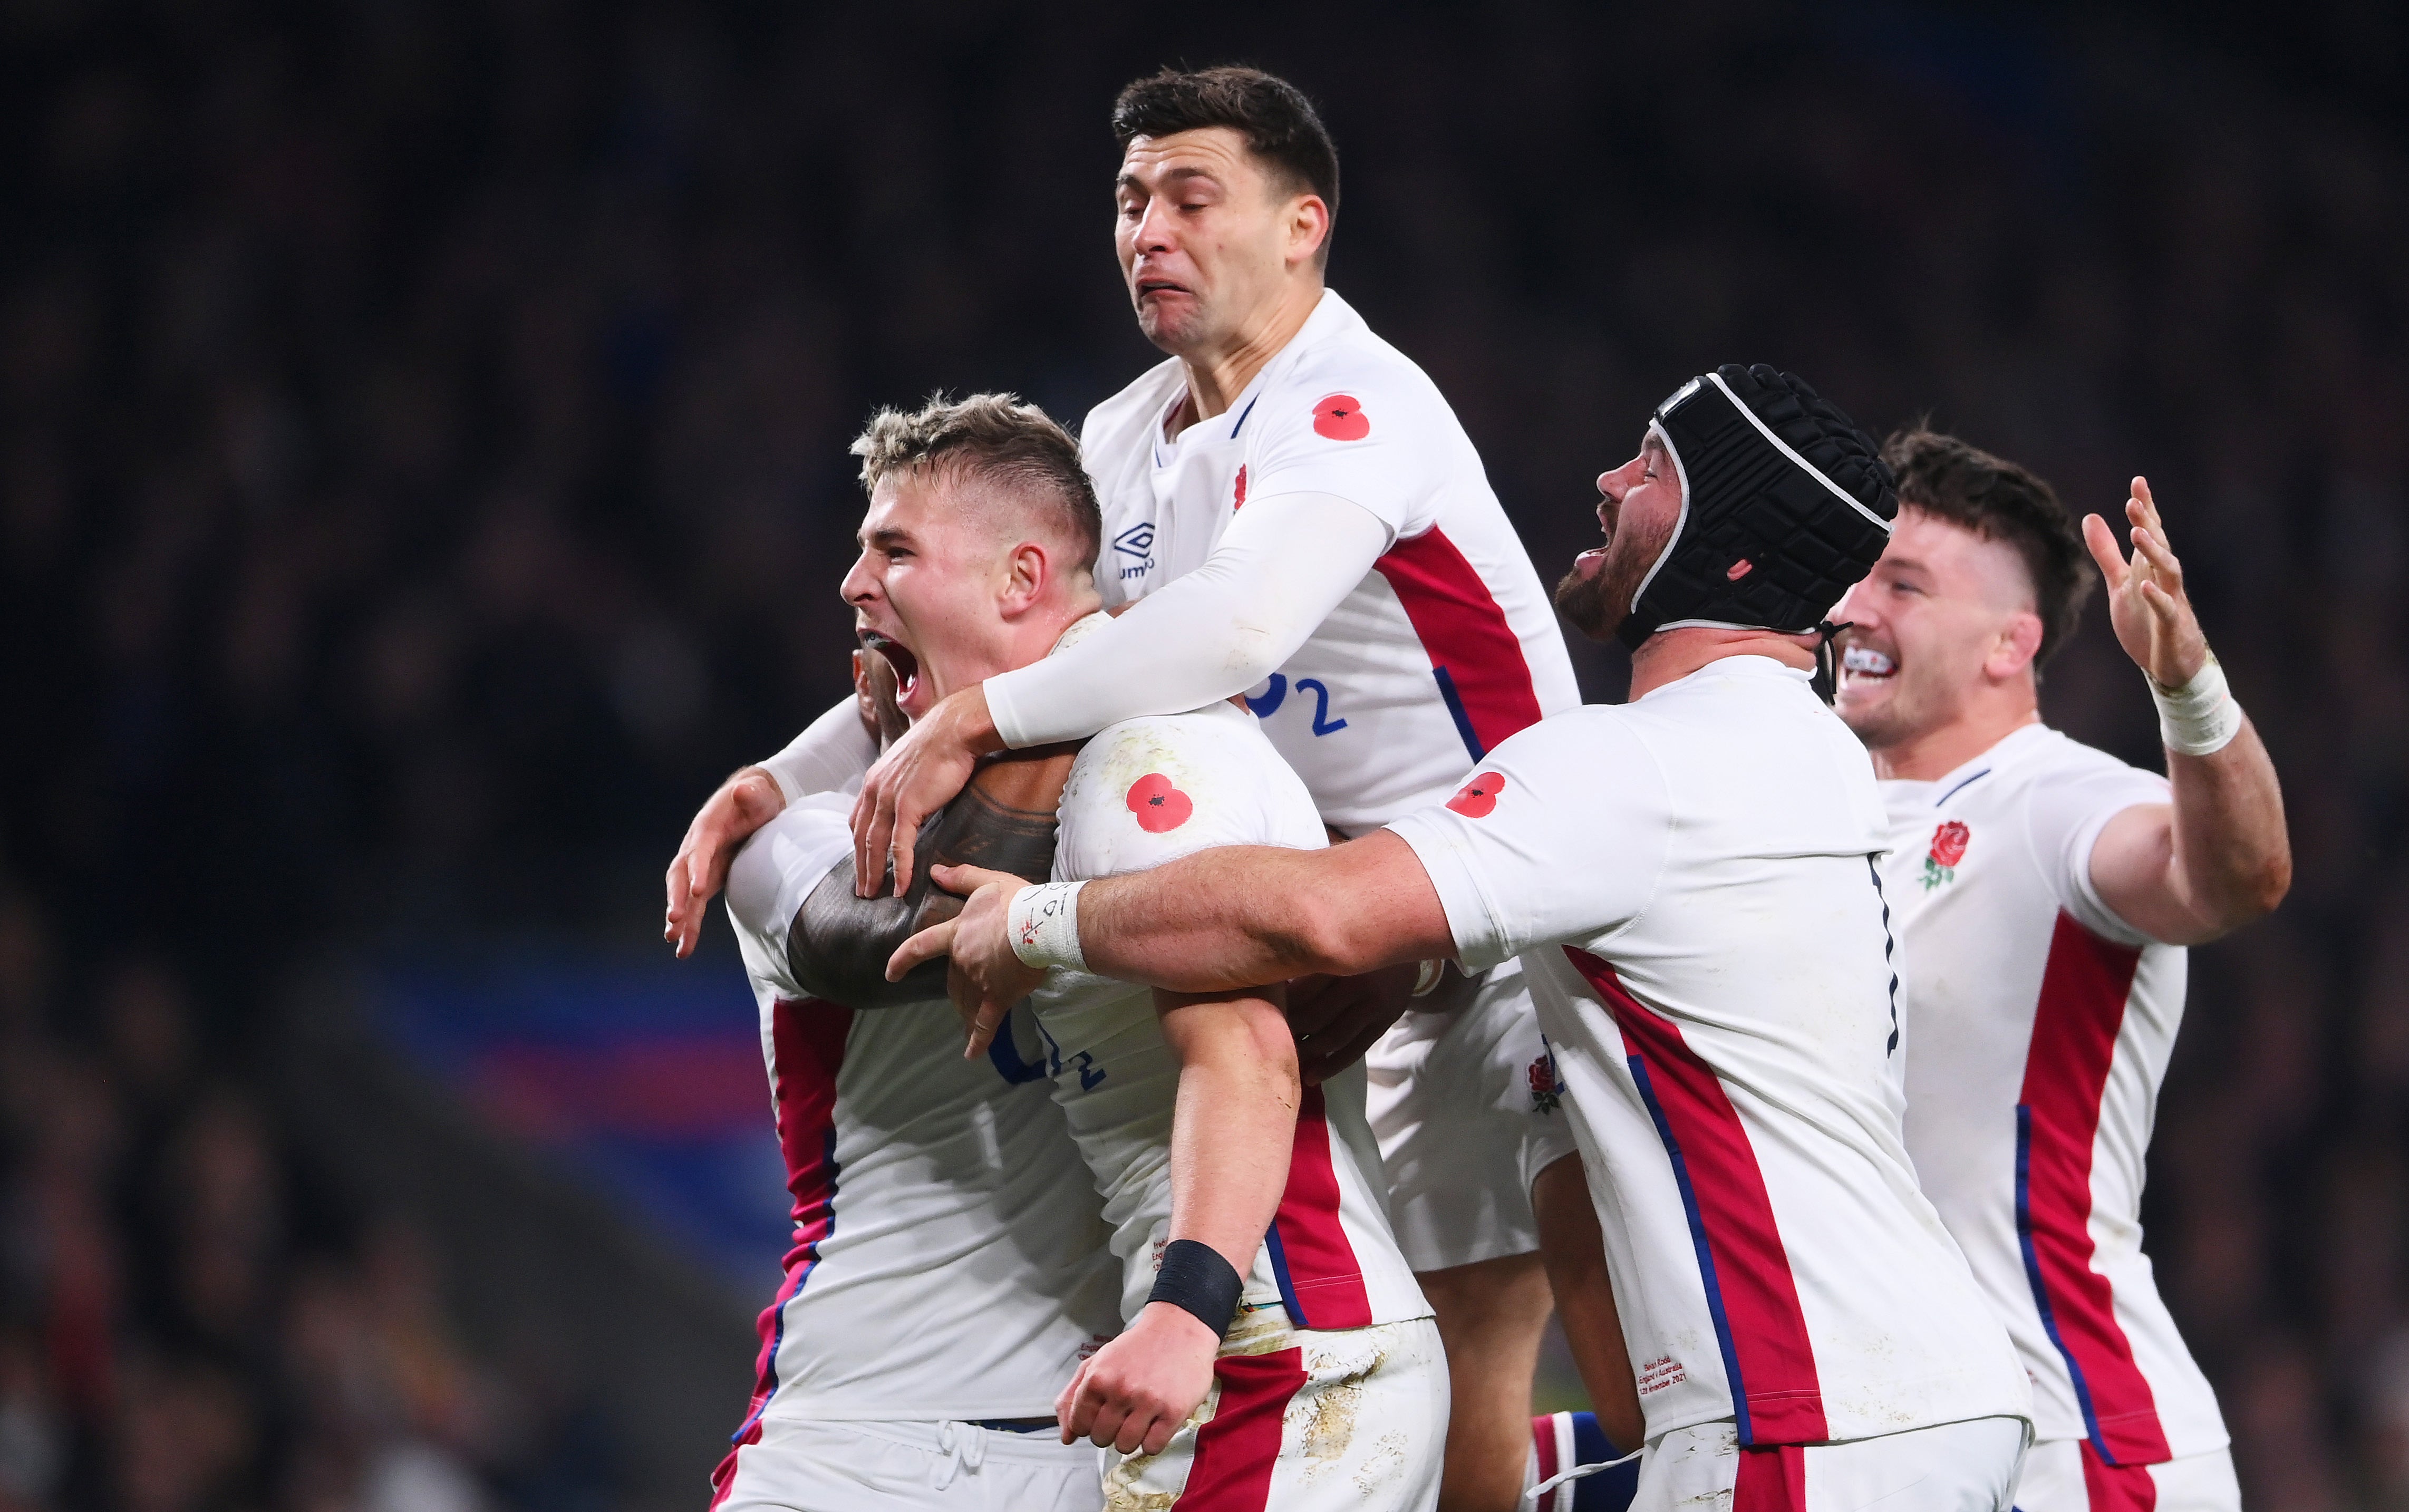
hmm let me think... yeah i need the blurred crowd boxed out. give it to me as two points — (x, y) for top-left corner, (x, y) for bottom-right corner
(2, 1), (2404, 1507)
(0, 887), (619, 1512)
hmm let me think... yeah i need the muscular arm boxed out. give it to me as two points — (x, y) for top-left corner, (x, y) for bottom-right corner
(888, 831), (1457, 1052)
(1081, 830), (1455, 991)
(1058, 983), (1300, 1455)
(854, 493), (1391, 894)
(787, 747), (1076, 1007)
(2087, 721), (2288, 945)
(2081, 479), (2291, 945)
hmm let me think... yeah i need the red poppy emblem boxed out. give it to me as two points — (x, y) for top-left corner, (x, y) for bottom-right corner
(1929, 820), (1970, 868)
(1447, 771), (1505, 818)
(1311, 393), (1370, 441)
(1233, 464), (1248, 509)
(1126, 773), (1194, 833)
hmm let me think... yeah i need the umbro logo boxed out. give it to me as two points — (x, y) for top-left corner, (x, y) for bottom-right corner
(1113, 522), (1156, 557)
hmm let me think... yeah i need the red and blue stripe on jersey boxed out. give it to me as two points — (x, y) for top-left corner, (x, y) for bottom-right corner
(709, 996), (852, 1506)
(2016, 912), (2171, 1467)
(1375, 527), (1546, 762)
(1564, 948), (1829, 1447)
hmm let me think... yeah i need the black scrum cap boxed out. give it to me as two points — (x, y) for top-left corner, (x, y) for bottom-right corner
(1619, 364), (1898, 650)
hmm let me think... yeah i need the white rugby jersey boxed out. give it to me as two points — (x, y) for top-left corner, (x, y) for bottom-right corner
(1079, 288), (1580, 832)
(721, 796), (1120, 1431)
(1880, 722), (2226, 1462)
(1025, 693), (1430, 1329)
(1387, 656), (2031, 1447)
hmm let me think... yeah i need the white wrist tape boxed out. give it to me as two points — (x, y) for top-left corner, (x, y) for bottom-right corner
(2151, 654), (2244, 757)
(1007, 881), (1090, 973)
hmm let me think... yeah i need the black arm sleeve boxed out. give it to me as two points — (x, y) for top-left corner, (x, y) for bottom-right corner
(786, 786), (1060, 1009)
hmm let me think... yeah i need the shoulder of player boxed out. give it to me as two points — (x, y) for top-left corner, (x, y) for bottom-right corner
(1080, 358), (1184, 453)
(1256, 328), (1458, 445)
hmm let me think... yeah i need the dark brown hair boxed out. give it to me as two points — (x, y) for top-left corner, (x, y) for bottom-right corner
(1881, 429), (2097, 665)
(1113, 66), (1339, 263)
(852, 394), (1101, 569)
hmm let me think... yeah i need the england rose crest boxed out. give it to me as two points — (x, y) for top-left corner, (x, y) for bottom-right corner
(1527, 1044), (1567, 1116)
(1921, 820), (1970, 890)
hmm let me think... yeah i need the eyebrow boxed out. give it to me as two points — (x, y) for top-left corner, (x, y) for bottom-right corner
(860, 524), (914, 550)
(1117, 164), (1223, 193)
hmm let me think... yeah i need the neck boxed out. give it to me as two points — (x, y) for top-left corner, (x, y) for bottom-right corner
(1864, 695), (2040, 781)
(1628, 627), (1816, 700)
(1170, 277), (1323, 435)
(929, 590), (1104, 703)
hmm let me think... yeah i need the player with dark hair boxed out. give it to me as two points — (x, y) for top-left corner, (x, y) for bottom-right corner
(900, 367), (2042, 1508)
(665, 65), (1595, 1509)
(1831, 432), (2289, 1511)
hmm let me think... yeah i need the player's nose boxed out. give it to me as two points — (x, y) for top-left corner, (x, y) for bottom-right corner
(838, 552), (879, 605)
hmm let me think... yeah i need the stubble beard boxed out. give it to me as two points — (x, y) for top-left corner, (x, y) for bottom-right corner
(1553, 524), (1666, 643)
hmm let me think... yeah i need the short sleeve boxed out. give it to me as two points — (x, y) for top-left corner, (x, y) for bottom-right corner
(2023, 759), (2171, 947)
(1245, 374), (1448, 540)
(723, 793), (856, 995)
(1383, 714), (1671, 973)
(1055, 710), (1327, 883)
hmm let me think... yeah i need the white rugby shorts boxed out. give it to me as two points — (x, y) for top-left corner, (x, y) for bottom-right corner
(1367, 957), (1563, 1271)
(1100, 1306), (1447, 1512)
(1630, 1415), (2029, 1511)
(710, 1416), (1101, 1512)
(2010, 1438), (2240, 1512)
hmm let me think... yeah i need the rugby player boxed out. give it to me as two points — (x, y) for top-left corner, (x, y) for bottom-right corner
(900, 366), (2043, 1509)
(667, 66), (1588, 1508)
(710, 640), (1121, 1511)
(821, 392), (1446, 1507)
(1830, 433), (2289, 1511)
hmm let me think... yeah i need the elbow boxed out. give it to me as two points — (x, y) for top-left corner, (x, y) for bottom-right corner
(1281, 890), (1380, 978)
(2243, 849), (2292, 920)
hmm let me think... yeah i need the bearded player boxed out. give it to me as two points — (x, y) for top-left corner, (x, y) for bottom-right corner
(666, 66), (1586, 1508)
(1830, 433), (2288, 1511)
(903, 366), (2041, 1509)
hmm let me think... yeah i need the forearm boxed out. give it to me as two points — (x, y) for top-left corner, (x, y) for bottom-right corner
(758, 696), (881, 805)
(1159, 992), (1300, 1271)
(1082, 849), (1377, 991)
(984, 493), (1388, 748)
(792, 752), (1073, 1005)
(2165, 715), (2290, 932)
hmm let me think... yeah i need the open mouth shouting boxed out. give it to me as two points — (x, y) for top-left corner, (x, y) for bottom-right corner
(857, 628), (923, 709)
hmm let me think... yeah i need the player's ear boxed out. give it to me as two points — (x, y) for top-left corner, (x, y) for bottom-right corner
(1001, 539), (1049, 614)
(1288, 193), (1330, 269)
(1988, 609), (2045, 682)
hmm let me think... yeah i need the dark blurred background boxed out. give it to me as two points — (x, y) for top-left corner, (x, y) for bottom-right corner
(4, 1), (2405, 1508)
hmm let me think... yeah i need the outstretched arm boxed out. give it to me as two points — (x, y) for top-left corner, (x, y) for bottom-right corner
(2081, 478), (2291, 945)
(787, 747), (1076, 1007)
(1057, 985), (1299, 1455)
(850, 492), (1391, 895)
(888, 830), (1455, 1056)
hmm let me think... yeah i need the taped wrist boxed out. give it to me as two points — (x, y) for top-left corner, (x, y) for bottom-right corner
(1148, 1239), (1244, 1337)
(1007, 881), (1089, 973)
(2150, 654), (2243, 757)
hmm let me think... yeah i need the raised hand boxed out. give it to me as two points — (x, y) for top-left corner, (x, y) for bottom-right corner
(886, 862), (1045, 1057)
(2082, 477), (2209, 689)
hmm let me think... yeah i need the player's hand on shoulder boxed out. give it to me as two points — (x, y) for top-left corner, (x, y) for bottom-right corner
(2083, 476), (2209, 688)
(1286, 961), (1422, 1085)
(1056, 1302), (1220, 1456)
(886, 862), (1043, 1058)
(663, 766), (786, 958)
(851, 686), (994, 898)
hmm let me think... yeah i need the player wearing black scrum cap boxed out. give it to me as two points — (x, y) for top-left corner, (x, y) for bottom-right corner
(902, 366), (2041, 1509)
